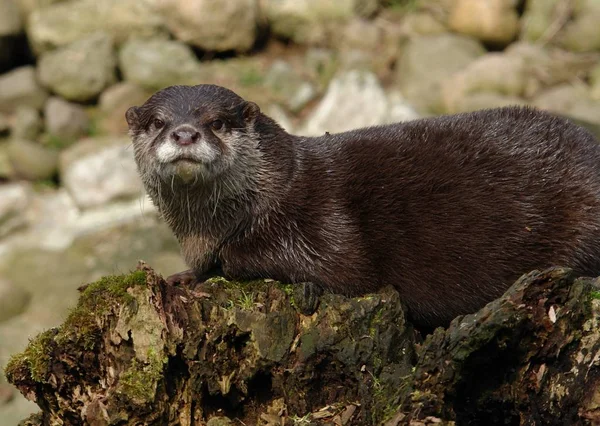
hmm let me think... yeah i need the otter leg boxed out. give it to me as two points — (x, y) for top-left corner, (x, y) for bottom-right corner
(293, 282), (323, 315)
(165, 269), (198, 286)
(165, 265), (224, 286)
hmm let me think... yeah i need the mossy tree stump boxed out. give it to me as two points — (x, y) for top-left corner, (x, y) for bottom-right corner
(5, 264), (600, 425)
(5, 262), (415, 425)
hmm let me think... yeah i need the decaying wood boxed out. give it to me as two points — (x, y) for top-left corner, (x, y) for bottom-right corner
(4, 264), (600, 425)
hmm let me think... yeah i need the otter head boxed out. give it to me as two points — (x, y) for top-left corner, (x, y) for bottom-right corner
(126, 84), (261, 186)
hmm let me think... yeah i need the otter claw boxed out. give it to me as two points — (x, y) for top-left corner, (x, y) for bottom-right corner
(165, 269), (198, 286)
(293, 281), (323, 315)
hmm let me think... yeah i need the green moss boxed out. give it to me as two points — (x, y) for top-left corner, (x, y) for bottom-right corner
(384, 0), (420, 12)
(33, 178), (59, 190)
(43, 133), (72, 150)
(590, 290), (600, 300)
(5, 329), (56, 383)
(56, 270), (147, 349)
(238, 68), (264, 87)
(119, 348), (167, 402)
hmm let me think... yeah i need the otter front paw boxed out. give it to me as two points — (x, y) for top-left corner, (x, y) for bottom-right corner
(293, 281), (323, 315)
(165, 269), (199, 286)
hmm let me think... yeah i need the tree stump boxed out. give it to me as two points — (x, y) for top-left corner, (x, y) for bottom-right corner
(5, 264), (600, 425)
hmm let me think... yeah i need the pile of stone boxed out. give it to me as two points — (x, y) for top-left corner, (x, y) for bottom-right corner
(0, 1), (599, 421)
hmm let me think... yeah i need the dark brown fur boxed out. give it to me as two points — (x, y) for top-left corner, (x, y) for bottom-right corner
(126, 84), (600, 328)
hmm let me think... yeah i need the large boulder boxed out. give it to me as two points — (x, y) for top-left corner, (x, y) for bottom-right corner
(265, 0), (376, 45)
(591, 63), (600, 101)
(0, 0), (22, 36)
(532, 83), (600, 125)
(118, 38), (202, 90)
(157, 0), (259, 52)
(559, 0), (600, 52)
(15, 0), (67, 17)
(448, 0), (519, 46)
(37, 33), (117, 102)
(0, 182), (31, 238)
(301, 70), (418, 136)
(395, 33), (485, 113)
(264, 60), (317, 113)
(520, 0), (562, 43)
(59, 137), (143, 209)
(97, 82), (151, 136)
(521, 0), (600, 51)
(27, 0), (166, 53)
(11, 106), (42, 140)
(43, 97), (90, 143)
(6, 138), (59, 181)
(0, 66), (48, 113)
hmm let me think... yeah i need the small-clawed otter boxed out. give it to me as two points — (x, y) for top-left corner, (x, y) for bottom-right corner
(126, 84), (600, 328)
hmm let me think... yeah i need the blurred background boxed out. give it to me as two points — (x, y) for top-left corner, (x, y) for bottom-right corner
(0, 0), (599, 422)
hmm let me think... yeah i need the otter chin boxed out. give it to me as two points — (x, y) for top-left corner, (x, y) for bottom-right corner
(166, 159), (206, 183)
(126, 83), (600, 329)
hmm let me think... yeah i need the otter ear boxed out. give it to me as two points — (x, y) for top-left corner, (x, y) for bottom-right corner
(242, 101), (260, 123)
(125, 106), (140, 129)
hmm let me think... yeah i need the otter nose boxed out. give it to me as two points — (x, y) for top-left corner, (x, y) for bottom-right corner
(171, 127), (200, 146)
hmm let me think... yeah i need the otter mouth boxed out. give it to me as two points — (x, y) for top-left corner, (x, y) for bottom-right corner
(169, 157), (203, 165)
(161, 156), (211, 183)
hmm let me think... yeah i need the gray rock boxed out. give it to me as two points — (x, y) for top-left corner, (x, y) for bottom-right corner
(0, 113), (8, 134)
(396, 33), (485, 113)
(59, 137), (143, 209)
(97, 82), (151, 136)
(0, 182), (31, 238)
(44, 97), (89, 142)
(7, 138), (59, 180)
(560, 0), (600, 52)
(300, 70), (389, 136)
(0, 66), (49, 113)
(591, 64), (600, 101)
(119, 38), (202, 90)
(38, 33), (117, 102)
(27, 0), (166, 53)
(99, 82), (149, 113)
(265, 61), (317, 112)
(12, 106), (42, 140)
(158, 0), (258, 52)
(521, 0), (561, 43)
(0, 278), (31, 323)
(385, 91), (420, 124)
(266, 104), (295, 133)
(266, 0), (362, 45)
(532, 83), (600, 125)
(15, 0), (68, 17)
(336, 18), (382, 51)
(0, 141), (14, 179)
(0, 0), (22, 36)
(400, 12), (447, 36)
(441, 52), (528, 113)
(448, 0), (519, 45)
(451, 92), (528, 113)
(0, 188), (80, 252)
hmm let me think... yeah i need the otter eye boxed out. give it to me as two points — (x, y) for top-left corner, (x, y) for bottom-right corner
(211, 120), (224, 131)
(153, 118), (165, 129)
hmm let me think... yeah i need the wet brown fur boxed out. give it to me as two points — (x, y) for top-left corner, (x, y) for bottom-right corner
(127, 84), (600, 328)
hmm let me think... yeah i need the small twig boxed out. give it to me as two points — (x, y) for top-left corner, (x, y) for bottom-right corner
(536, 0), (573, 47)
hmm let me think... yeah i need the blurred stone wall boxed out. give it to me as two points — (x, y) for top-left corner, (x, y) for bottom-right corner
(0, 0), (599, 423)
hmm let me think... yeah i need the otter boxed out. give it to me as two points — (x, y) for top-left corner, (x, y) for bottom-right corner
(126, 84), (600, 328)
